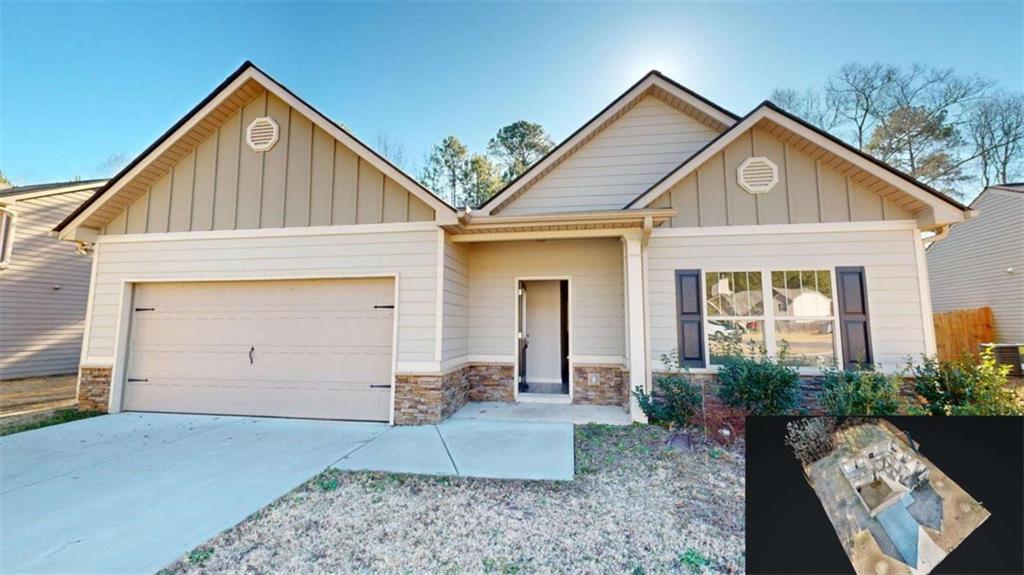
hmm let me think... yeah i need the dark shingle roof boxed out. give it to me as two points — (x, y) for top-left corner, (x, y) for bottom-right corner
(0, 178), (108, 199)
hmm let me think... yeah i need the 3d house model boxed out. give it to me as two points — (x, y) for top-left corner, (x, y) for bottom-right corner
(789, 419), (990, 575)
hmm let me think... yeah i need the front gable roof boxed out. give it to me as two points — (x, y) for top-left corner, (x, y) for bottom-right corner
(627, 101), (971, 228)
(477, 71), (738, 215)
(56, 62), (457, 239)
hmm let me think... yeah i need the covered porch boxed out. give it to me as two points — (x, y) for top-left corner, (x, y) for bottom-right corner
(429, 207), (675, 424)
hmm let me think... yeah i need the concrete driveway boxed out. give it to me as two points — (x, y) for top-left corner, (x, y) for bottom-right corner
(0, 411), (573, 574)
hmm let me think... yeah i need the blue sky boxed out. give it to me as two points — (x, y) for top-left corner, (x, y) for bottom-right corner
(2, 2), (1021, 185)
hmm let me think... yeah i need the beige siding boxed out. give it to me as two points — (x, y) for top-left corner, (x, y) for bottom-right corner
(0, 191), (95, 379)
(442, 238), (470, 362)
(928, 189), (1024, 342)
(647, 227), (929, 371)
(658, 127), (913, 227)
(105, 92), (434, 235)
(500, 96), (720, 215)
(466, 239), (624, 359)
(84, 227), (440, 365)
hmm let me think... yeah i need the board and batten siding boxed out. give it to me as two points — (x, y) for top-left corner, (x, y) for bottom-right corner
(441, 238), (470, 364)
(499, 96), (721, 215)
(647, 127), (914, 226)
(83, 227), (440, 368)
(466, 238), (624, 361)
(928, 188), (1024, 342)
(646, 227), (929, 371)
(0, 191), (95, 379)
(102, 90), (434, 236)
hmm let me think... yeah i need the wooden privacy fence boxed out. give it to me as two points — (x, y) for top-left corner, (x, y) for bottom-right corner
(933, 307), (994, 361)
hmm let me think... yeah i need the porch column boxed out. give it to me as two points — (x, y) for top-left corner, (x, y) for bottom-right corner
(623, 232), (648, 423)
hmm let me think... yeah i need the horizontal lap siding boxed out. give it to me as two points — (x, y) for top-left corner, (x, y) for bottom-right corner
(0, 191), (94, 379)
(647, 228), (927, 371)
(927, 190), (1024, 342)
(442, 239), (469, 362)
(467, 239), (624, 359)
(500, 97), (719, 215)
(85, 229), (439, 363)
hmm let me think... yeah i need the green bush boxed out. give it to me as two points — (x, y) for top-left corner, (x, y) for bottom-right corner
(909, 348), (1024, 415)
(820, 367), (904, 415)
(632, 350), (702, 428)
(714, 339), (800, 415)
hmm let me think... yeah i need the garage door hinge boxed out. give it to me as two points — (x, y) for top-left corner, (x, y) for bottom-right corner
(369, 384), (392, 389)
(134, 307), (155, 312)
(127, 378), (149, 382)
(373, 305), (395, 309)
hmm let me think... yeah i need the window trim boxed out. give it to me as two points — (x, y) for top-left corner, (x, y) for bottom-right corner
(694, 267), (844, 374)
(0, 207), (15, 269)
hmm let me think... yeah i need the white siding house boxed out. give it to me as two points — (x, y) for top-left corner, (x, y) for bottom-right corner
(0, 180), (106, 379)
(928, 184), (1024, 343)
(56, 63), (970, 424)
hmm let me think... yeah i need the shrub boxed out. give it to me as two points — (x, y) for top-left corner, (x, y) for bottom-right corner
(785, 417), (837, 465)
(633, 350), (702, 428)
(714, 339), (800, 415)
(820, 367), (904, 415)
(909, 348), (1024, 415)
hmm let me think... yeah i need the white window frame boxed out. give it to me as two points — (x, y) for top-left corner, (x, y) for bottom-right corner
(702, 268), (843, 374)
(0, 207), (15, 269)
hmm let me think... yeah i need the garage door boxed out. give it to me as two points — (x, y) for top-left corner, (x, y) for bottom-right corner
(122, 278), (394, 421)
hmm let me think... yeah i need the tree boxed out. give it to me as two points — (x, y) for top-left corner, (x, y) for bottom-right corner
(773, 62), (1020, 199)
(770, 87), (837, 131)
(375, 132), (407, 170)
(968, 92), (1024, 186)
(463, 154), (501, 207)
(487, 121), (553, 183)
(421, 136), (470, 206)
(98, 153), (128, 177)
(0, 171), (12, 189)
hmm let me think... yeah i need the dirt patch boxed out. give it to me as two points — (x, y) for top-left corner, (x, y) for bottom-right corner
(162, 424), (745, 574)
(0, 374), (78, 416)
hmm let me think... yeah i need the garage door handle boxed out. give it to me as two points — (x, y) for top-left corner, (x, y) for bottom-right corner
(249, 346), (255, 364)
(369, 384), (392, 389)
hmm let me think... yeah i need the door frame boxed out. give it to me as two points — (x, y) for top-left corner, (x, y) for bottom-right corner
(108, 272), (401, 424)
(512, 276), (572, 403)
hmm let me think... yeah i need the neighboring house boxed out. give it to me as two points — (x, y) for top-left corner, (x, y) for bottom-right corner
(0, 179), (107, 379)
(54, 62), (970, 423)
(927, 184), (1024, 344)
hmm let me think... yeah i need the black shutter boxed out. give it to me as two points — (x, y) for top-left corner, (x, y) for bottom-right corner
(675, 270), (705, 368)
(836, 266), (873, 369)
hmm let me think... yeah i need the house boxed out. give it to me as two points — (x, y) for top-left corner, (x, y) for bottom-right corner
(927, 184), (1023, 345)
(0, 179), (107, 380)
(54, 62), (970, 423)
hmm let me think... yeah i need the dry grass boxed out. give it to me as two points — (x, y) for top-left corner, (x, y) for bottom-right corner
(162, 424), (745, 575)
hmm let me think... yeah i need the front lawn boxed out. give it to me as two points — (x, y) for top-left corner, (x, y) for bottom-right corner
(163, 424), (745, 574)
(0, 408), (103, 437)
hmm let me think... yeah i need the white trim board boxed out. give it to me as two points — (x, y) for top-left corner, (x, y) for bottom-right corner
(649, 220), (918, 237)
(95, 221), (440, 244)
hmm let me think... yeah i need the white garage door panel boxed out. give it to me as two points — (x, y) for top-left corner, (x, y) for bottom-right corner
(123, 278), (395, 421)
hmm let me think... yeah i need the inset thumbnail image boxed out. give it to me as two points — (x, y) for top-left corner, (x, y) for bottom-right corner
(786, 418), (988, 575)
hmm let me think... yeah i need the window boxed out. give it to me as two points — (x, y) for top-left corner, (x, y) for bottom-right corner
(705, 271), (765, 364)
(771, 270), (837, 367)
(0, 208), (14, 268)
(702, 269), (838, 368)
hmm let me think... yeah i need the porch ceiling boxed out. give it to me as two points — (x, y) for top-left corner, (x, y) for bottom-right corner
(446, 208), (675, 242)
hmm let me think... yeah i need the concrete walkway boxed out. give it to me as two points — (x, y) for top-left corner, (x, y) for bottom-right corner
(0, 410), (574, 574)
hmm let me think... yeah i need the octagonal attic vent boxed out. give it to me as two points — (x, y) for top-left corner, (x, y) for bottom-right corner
(737, 157), (779, 194)
(246, 117), (279, 152)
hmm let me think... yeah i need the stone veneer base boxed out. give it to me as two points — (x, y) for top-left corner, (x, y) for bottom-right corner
(78, 366), (112, 412)
(394, 363), (516, 425)
(572, 364), (629, 409)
